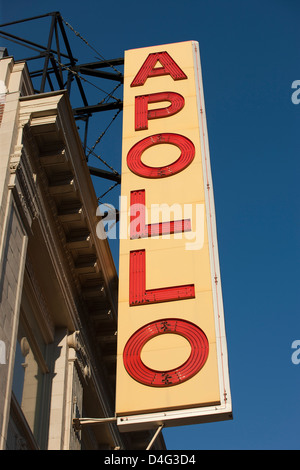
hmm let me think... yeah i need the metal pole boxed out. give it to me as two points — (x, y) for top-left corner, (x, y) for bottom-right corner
(73, 416), (117, 431)
(40, 13), (56, 92)
(146, 425), (164, 450)
(57, 14), (89, 107)
(0, 12), (58, 28)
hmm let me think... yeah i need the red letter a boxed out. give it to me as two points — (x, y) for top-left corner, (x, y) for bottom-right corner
(131, 51), (187, 87)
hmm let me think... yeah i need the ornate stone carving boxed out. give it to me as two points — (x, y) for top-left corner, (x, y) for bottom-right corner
(68, 331), (91, 381)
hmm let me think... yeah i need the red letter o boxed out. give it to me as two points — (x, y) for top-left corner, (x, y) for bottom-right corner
(123, 319), (209, 387)
(126, 133), (195, 178)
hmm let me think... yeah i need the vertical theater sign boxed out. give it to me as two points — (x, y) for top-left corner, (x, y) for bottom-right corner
(116, 41), (232, 430)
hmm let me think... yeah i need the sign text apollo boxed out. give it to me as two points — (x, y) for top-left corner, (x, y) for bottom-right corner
(116, 41), (232, 431)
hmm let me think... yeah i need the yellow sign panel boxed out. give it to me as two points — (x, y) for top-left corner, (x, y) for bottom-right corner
(116, 41), (232, 430)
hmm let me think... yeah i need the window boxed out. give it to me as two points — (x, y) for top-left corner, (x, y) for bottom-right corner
(12, 311), (51, 449)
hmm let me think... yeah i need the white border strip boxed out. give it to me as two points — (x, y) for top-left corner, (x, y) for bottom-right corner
(192, 40), (232, 411)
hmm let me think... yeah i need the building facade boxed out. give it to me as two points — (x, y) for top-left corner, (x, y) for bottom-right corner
(0, 55), (165, 450)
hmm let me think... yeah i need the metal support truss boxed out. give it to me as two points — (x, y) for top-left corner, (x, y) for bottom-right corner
(88, 166), (121, 183)
(0, 11), (124, 182)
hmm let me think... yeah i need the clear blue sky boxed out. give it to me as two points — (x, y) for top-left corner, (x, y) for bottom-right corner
(1, 0), (299, 450)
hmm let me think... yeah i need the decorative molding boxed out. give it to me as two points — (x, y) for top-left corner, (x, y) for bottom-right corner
(9, 142), (39, 229)
(68, 331), (91, 381)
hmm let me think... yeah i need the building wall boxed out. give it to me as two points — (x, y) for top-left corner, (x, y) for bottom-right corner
(0, 56), (165, 450)
(0, 194), (28, 447)
(0, 58), (32, 449)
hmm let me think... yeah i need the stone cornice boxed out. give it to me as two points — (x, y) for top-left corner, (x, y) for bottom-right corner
(16, 90), (119, 417)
